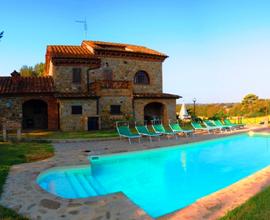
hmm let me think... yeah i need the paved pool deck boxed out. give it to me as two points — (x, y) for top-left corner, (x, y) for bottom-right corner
(0, 126), (269, 220)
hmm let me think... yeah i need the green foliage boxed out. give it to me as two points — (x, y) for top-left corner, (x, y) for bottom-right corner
(0, 142), (53, 219)
(242, 94), (259, 105)
(179, 94), (269, 119)
(185, 104), (230, 119)
(191, 115), (203, 122)
(20, 63), (45, 77)
(0, 166), (9, 195)
(20, 65), (33, 77)
(0, 205), (28, 220)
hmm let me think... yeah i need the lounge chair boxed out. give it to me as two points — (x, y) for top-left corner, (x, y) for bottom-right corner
(169, 122), (193, 137)
(135, 125), (161, 142)
(116, 123), (141, 144)
(212, 120), (233, 131)
(223, 119), (245, 128)
(203, 120), (224, 132)
(191, 121), (217, 133)
(152, 123), (177, 139)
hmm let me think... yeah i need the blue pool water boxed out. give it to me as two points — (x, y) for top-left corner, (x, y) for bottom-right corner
(37, 133), (270, 217)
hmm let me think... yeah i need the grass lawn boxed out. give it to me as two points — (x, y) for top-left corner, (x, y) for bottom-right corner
(21, 130), (118, 140)
(0, 130), (119, 141)
(0, 141), (54, 220)
(220, 186), (270, 220)
(1, 124), (194, 141)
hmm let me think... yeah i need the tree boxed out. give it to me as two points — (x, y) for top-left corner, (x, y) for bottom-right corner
(20, 65), (34, 77)
(34, 63), (45, 76)
(241, 94), (259, 105)
(181, 94), (269, 119)
(20, 63), (45, 77)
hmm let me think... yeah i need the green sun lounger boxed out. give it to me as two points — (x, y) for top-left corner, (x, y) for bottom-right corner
(169, 122), (193, 137)
(223, 119), (245, 128)
(191, 121), (216, 133)
(135, 125), (161, 142)
(116, 124), (141, 144)
(212, 120), (233, 131)
(152, 123), (176, 139)
(203, 120), (223, 132)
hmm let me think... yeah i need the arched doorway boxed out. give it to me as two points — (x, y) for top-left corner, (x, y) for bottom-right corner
(22, 100), (48, 129)
(144, 102), (164, 124)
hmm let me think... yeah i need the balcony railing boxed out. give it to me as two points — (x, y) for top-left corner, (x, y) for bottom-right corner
(89, 80), (132, 93)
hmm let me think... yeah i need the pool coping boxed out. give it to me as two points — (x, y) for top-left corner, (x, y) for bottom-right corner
(159, 165), (270, 220)
(0, 126), (269, 220)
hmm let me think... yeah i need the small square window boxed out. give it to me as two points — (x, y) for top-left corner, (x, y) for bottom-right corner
(110, 105), (121, 115)
(71, 105), (82, 114)
(72, 68), (81, 83)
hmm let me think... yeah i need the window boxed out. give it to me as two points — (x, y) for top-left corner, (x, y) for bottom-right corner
(110, 105), (121, 115)
(72, 68), (81, 83)
(134, 71), (150, 84)
(71, 105), (82, 114)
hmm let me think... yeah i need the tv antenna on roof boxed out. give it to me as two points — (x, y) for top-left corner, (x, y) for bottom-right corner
(0, 31), (4, 41)
(75, 18), (88, 39)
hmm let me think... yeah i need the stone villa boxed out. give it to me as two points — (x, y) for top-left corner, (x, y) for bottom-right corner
(0, 41), (180, 131)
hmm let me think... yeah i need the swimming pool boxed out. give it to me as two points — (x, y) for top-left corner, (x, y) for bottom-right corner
(37, 133), (270, 218)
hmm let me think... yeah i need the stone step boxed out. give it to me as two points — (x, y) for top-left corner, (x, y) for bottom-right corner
(65, 173), (87, 198)
(75, 173), (97, 196)
(84, 174), (107, 195)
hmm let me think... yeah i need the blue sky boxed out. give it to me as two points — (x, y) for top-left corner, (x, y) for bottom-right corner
(1, 0), (270, 103)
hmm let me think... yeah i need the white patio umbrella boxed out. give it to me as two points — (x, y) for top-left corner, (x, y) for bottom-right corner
(179, 103), (190, 120)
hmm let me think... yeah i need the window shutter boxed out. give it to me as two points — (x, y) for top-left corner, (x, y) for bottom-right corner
(72, 68), (81, 83)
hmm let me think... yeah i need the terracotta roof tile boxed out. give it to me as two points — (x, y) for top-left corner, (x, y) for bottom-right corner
(0, 76), (55, 94)
(46, 45), (94, 58)
(134, 93), (181, 99)
(82, 40), (168, 57)
(46, 41), (167, 62)
(55, 93), (97, 98)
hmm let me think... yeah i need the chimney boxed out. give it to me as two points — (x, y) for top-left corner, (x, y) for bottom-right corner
(11, 70), (21, 77)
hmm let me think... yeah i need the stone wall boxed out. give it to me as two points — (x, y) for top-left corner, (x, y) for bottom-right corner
(0, 95), (58, 130)
(59, 99), (98, 131)
(0, 97), (22, 129)
(133, 98), (176, 125)
(51, 65), (90, 93)
(99, 96), (133, 129)
(42, 55), (176, 130)
(50, 58), (163, 95)
(88, 58), (163, 94)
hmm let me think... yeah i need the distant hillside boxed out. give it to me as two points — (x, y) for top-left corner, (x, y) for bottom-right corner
(176, 94), (269, 118)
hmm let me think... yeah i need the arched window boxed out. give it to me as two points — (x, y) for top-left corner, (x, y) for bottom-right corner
(134, 71), (150, 85)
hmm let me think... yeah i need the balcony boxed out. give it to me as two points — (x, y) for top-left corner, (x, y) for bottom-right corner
(89, 80), (133, 96)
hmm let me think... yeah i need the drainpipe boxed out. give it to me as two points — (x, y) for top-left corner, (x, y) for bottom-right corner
(96, 97), (99, 115)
